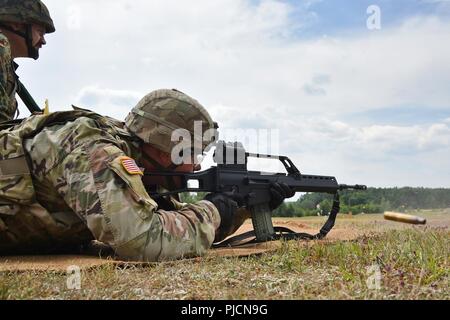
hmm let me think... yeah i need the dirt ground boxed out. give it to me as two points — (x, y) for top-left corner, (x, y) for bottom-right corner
(236, 209), (450, 241)
(0, 210), (448, 300)
(1, 210), (447, 273)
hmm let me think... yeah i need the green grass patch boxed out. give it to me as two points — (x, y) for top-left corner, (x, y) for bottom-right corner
(0, 227), (448, 300)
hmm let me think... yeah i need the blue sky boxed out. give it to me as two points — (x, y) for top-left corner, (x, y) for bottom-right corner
(284, 0), (450, 37)
(276, 0), (450, 128)
(348, 105), (450, 126)
(16, 0), (450, 188)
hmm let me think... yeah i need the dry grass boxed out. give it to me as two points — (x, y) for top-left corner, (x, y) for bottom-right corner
(0, 210), (449, 300)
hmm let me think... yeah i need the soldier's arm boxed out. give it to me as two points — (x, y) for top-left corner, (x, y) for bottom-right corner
(45, 142), (220, 262)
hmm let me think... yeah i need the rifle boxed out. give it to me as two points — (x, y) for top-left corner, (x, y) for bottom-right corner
(144, 141), (367, 246)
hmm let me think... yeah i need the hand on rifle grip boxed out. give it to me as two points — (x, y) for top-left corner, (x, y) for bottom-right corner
(269, 182), (295, 210)
(204, 193), (239, 243)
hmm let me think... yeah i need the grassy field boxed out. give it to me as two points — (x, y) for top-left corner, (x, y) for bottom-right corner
(0, 210), (449, 300)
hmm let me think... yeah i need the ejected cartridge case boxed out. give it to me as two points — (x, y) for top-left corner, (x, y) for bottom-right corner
(384, 212), (427, 225)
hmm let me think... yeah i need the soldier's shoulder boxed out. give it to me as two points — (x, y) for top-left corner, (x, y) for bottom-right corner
(23, 114), (103, 148)
(48, 115), (103, 137)
(24, 112), (128, 156)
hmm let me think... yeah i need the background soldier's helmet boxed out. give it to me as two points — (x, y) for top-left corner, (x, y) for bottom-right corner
(125, 89), (218, 154)
(0, 0), (55, 33)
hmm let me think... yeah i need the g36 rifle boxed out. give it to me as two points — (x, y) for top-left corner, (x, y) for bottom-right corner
(145, 141), (367, 246)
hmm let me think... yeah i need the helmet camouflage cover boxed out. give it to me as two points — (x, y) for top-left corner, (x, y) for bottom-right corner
(0, 0), (55, 33)
(125, 89), (218, 154)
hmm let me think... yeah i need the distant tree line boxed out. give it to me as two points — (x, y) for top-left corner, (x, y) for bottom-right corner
(273, 187), (450, 217)
(180, 188), (450, 217)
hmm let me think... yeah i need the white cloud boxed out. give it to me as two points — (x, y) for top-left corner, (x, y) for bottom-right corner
(74, 86), (142, 119)
(281, 117), (450, 156)
(417, 123), (450, 149)
(15, 1), (450, 187)
(24, 1), (449, 113)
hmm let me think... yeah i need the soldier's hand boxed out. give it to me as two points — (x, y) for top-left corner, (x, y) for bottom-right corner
(204, 193), (241, 243)
(269, 182), (295, 210)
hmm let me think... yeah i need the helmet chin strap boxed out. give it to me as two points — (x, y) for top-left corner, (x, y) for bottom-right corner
(25, 24), (39, 60)
(0, 23), (38, 59)
(141, 151), (179, 191)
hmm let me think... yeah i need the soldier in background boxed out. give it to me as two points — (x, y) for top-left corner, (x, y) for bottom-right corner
(0, 0), (55, 122)
(0, 89), (294, 261)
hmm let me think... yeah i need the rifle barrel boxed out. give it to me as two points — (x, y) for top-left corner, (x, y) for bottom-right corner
(339, 184), (367, 190)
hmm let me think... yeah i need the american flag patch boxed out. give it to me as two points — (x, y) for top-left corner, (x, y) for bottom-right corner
(120, 157), (143, 175)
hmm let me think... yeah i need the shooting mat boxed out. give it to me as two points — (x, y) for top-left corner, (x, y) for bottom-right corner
(0, 219), (362, 272)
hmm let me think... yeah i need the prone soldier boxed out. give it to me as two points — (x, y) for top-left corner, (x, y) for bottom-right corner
(0, 89), (293, 261)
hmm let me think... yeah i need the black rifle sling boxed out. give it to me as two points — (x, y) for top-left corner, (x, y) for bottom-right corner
(17, 79), (42, 113)
(212, 193), (341, 248)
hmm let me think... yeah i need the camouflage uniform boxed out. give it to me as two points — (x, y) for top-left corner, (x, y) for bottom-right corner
(0, 32), (17, 122)
(0, 108), (220, 261)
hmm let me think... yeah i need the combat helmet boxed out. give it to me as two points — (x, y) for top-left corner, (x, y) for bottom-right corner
(0, 0), (55, 34)
(125, 89), (218, 155)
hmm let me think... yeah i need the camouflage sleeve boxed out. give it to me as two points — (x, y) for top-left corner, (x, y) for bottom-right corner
(45, 142), (221, 262)
(0, 35), (17, 123)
